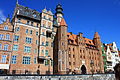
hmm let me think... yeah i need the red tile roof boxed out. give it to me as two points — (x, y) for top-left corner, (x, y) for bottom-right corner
(67, 32), (95, 46)
(60, 18), (67, 26)
(84, 38), (94, 45)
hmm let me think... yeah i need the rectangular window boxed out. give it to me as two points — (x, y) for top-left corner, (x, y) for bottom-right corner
(13, 45), (18, 51)
(51, 60), (53, 66)
(4, 44), (8, 51)
(45, 60), (49, 66)
(34, 58), (36, 64)
(14, 35), (19, 42)
(51, 42), (53, 47)
(4, 26), (8, 30)
(22, 56), (31, 64)
(36, 40), (38, 45)
(0, 34), (4, 40)
(31, 22), (33, 26)
(0, 44), (2, 50)
(27, 21), (30, 25)
(37, 24), (39, 27)
(15, 27), (20, 32)
(45, 50), (48, 56)
(30, 30), (32, 34)
(42, 42), (44, 46)
(42, 32), (44, 35)
(6, 34), (10, 40)
(24, 46), (31, 53)
(36, 32), (38, 36)
(46, 41), (49, 46)
(1, 55), (7, 63)
(46, 31), (52, 37)
(12, 55), (17, 64)
(26, 37), (32, 44)
(42, 50), (44, 54)
(18, 19), (21, 23)
(34, 49), (37, 53)
(26, 29), (28, 34)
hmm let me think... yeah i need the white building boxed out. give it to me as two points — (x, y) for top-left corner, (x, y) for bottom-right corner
(105, 42), (119, 71)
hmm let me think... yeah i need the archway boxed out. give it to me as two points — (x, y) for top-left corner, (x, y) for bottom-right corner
(81, 65), (87, 74)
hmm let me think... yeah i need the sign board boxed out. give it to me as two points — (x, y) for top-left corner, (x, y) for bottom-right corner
(0, 64), (9, 69)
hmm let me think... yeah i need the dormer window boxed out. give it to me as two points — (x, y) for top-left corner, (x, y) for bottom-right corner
(33, 14), (37, 18)
(4, 26), (8, 30)
(89, 41), (91, 43)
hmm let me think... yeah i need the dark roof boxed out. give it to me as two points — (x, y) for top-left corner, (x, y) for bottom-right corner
(15, 4), (41, 21)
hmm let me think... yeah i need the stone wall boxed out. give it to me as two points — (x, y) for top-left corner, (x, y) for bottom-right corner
(0, 74), (115, 80)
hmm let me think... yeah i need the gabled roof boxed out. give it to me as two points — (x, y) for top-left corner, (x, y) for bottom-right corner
(84, 38), (94, 45)
(60, 18), (67, 26)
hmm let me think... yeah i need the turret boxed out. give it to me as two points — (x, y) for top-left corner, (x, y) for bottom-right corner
(93, 32), (101, 48)
(55, 4), (63, 26)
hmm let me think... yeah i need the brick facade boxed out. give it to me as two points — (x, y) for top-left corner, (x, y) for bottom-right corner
(0, 3), (105, 74)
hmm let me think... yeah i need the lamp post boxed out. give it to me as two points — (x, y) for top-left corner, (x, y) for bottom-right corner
(48, 56), (52, 74)
(90, 60), (94, 80)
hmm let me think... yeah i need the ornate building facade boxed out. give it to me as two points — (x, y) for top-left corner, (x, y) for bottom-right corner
(104, 42), (119, 72)
(0, 2), (105, 74)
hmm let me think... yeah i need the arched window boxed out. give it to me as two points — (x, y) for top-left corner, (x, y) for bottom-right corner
(4, 26), (8, 30)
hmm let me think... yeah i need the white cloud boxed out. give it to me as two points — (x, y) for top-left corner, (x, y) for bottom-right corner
(0, 10), (6, 24)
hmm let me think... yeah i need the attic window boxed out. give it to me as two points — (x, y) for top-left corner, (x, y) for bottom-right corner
(89, 41), (91, 43)
(67, 35), (69, 37)
(71, 40), (74, 43)
(33, 14), (37, 18)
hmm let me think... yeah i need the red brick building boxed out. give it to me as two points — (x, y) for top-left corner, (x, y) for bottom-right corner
(0, 18), (14, 74)
(0, 2), (104, 74)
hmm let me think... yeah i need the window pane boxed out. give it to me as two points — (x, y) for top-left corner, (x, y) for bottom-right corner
(12, 55), (17, 64)
(6, 34), (10, 40)
(14, 35), (19, 42)
(4, 44), (8, 51)
(26, 29), (28, 34)
(45, 50), (48, 56)
(0, 34), (4, 40)
(4, 26), (8, 30)
(1, 55), (7, 63)
(13, 45), (18, 51)
(0, 44), (2, 50)
(26, 37), (32, 44)
(22, 56), (31, 64)
(24, 46), (31, 53)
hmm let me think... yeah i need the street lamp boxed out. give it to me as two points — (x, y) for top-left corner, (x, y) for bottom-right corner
(90, 60), (94, 80)
(48, 56), (52, 74)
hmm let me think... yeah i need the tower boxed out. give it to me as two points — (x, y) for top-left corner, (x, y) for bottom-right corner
(55, 4), (63, 26)
(93, 32), (101, 48)
(93, 32), (104, 73)
(53, 4), (68, 74)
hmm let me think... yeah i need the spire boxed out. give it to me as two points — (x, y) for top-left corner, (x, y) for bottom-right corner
(55, 3), (63, 15)
(60, 18), (67, 27)
(94, 32), (100, 38)
(16, 0), (18, 4)
(6, 14), (10, 22)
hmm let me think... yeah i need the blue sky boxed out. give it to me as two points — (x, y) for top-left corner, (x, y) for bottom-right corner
(0, 0), (120, 49)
